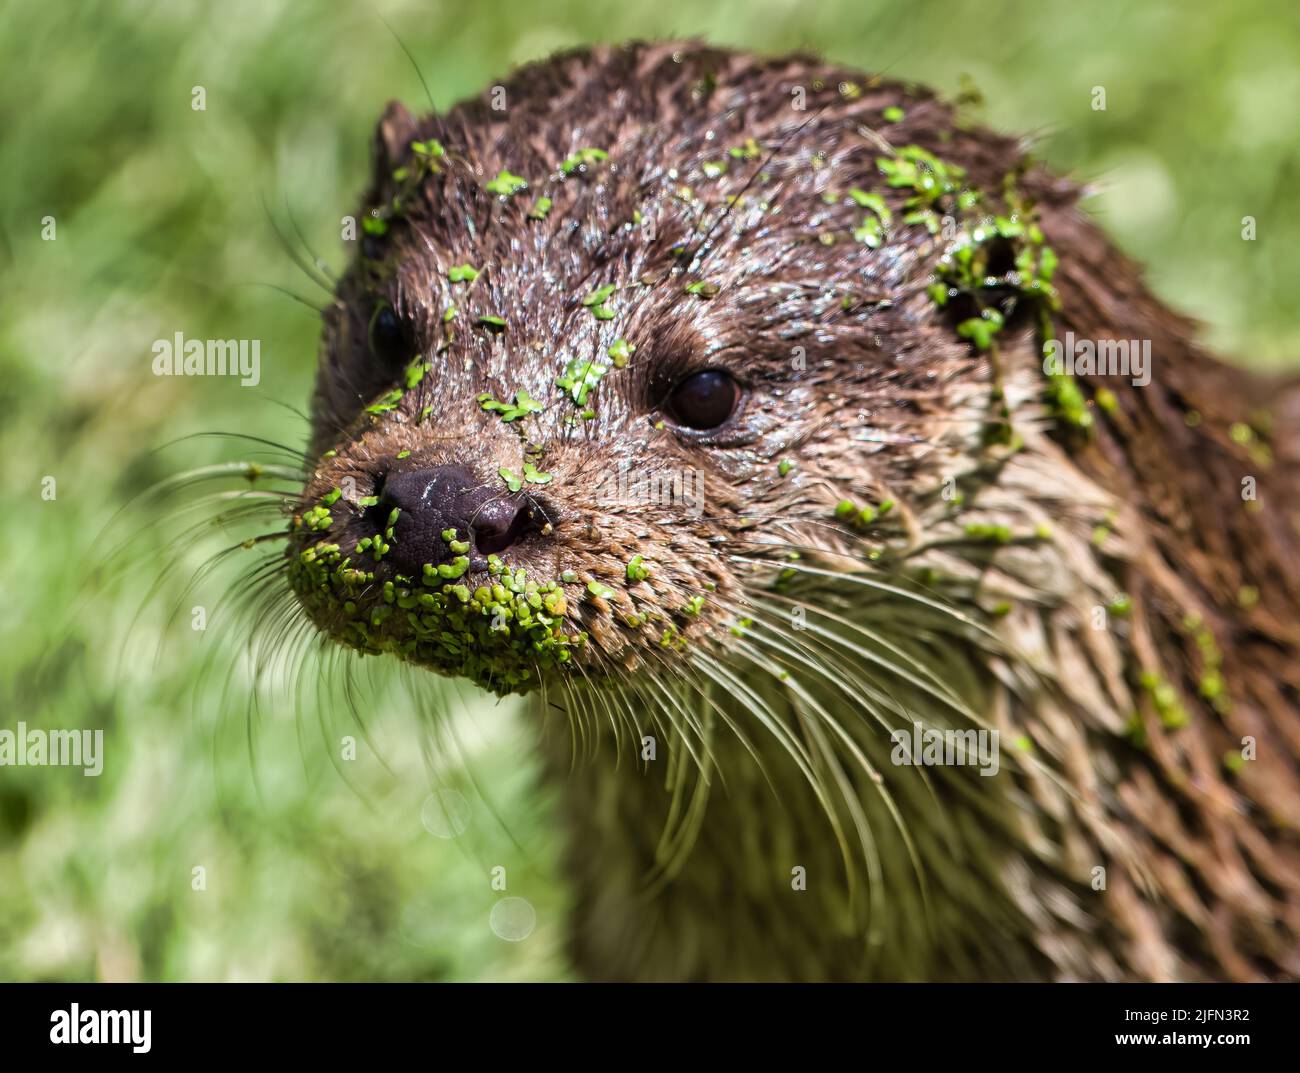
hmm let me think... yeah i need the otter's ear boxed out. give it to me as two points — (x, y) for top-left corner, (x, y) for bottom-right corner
(371, 100), (420, 182)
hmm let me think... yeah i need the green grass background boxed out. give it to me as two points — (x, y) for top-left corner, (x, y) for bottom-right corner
(1, 0), (1296, 981)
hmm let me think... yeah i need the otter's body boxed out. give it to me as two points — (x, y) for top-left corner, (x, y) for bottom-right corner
(287, 42), (1300, 980)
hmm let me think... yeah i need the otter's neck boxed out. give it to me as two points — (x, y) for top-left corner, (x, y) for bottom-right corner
(535, 663), (1054, 982)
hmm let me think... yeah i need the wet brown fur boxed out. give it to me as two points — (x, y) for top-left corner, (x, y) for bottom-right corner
(292, 42), (1300, 980)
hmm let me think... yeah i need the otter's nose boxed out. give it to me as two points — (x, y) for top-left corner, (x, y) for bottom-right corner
(376, 465), (539, 573)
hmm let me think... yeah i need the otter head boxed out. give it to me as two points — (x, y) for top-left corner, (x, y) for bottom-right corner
(288, 46), (1061, 698)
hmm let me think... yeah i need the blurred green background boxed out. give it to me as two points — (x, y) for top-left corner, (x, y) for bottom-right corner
(1, 0), (1296, 981)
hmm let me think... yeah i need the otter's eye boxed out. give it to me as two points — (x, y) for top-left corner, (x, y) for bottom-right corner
(368, 305), (409, 365)
(665, 369), (741, 431)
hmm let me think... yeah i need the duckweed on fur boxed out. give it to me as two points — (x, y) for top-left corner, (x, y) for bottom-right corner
(289, 532), (588, 694)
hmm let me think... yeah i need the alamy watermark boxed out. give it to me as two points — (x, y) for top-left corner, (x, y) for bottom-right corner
(1043, 331), (1150, 387)
(0, 722), (103, 776)
(594, 460), (704, 519)
(151, 332), (261, 386)
(50, 1004), (150, 1053)
(890, 721), (1000, 776)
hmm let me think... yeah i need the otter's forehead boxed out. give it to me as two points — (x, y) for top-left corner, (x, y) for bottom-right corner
(311, 43), (1000, 450)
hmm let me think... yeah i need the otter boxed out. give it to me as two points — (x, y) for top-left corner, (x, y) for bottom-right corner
(282, 41), (1300, 981)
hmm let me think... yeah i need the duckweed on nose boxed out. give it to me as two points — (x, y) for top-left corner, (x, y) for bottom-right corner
(555, 356), (609, 406)
(288, 528), (589, 694)
(478, 390), (544, 422)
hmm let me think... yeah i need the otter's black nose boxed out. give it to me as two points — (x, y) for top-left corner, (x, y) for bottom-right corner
(376, 465), (540, 573)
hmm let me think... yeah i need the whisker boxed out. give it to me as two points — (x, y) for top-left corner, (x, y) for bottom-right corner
(283, 192), (336, 286)
(260, 190), (335, 295)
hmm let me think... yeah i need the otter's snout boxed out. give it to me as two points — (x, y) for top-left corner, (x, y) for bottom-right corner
(377, 465), (542, 573)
